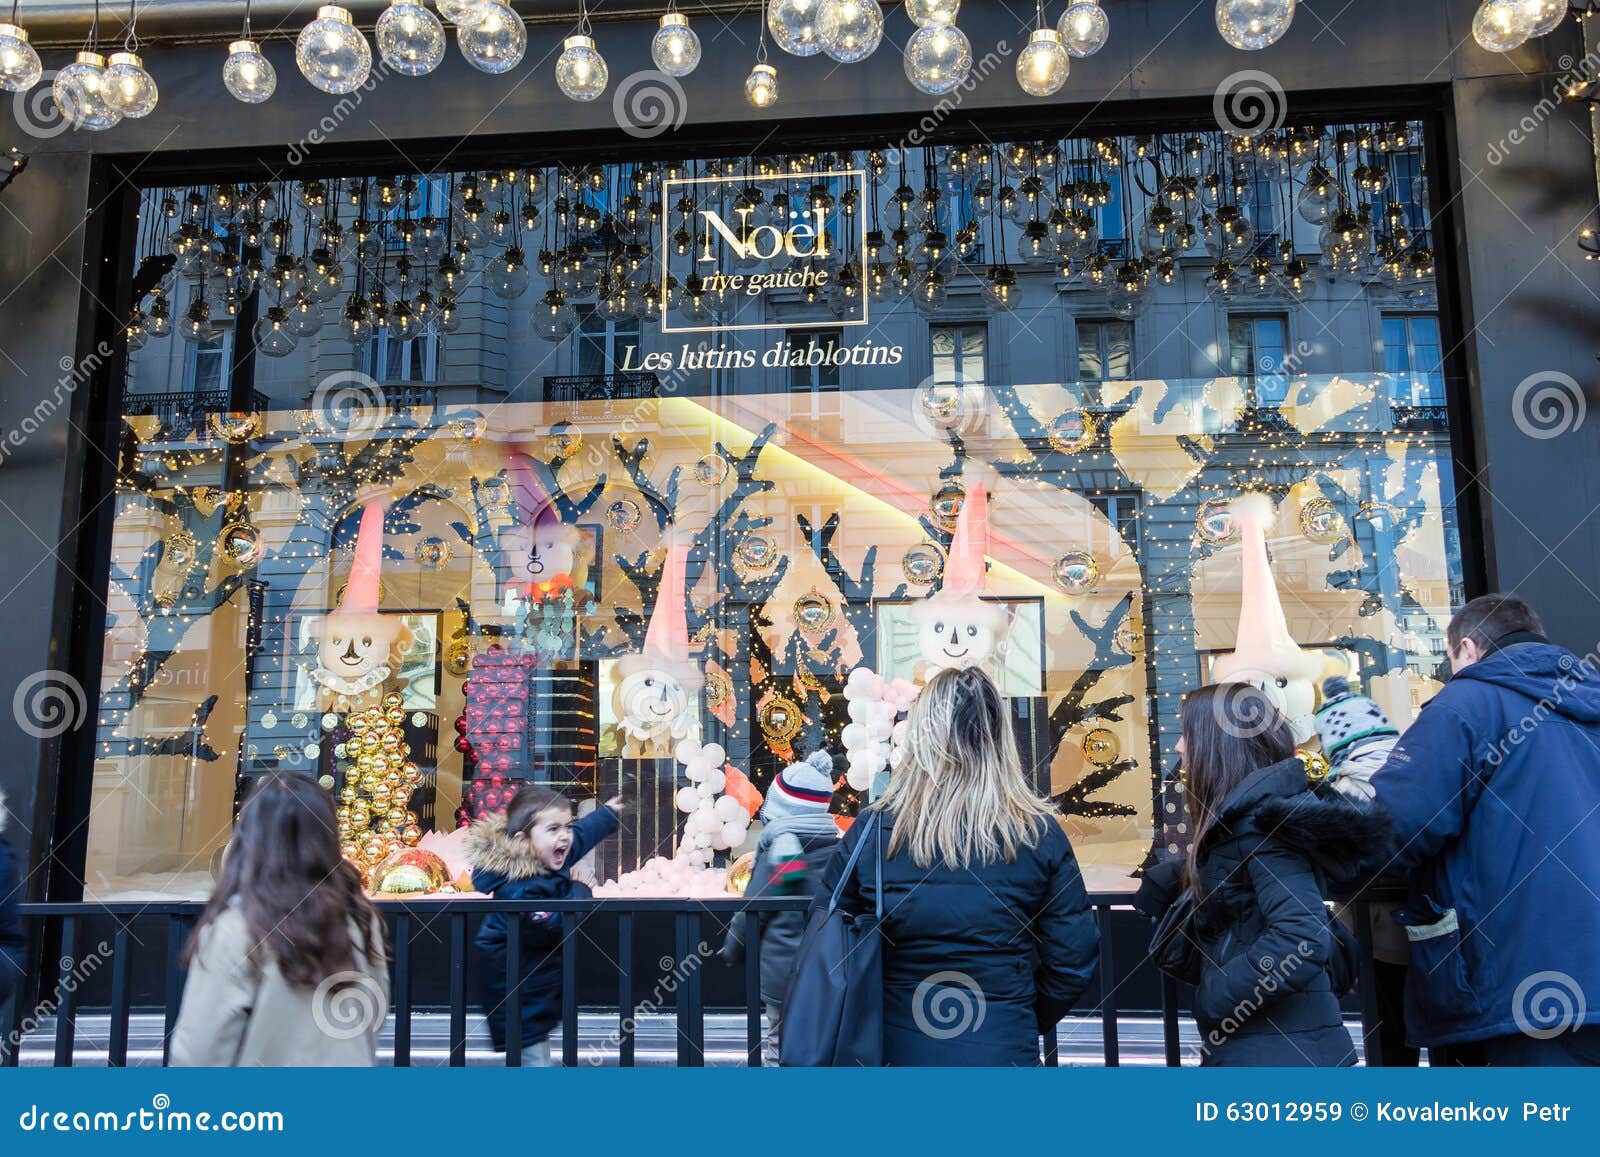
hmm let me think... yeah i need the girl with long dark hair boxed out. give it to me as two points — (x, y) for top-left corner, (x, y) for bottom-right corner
(170, 773), (389, 1066)
(1146, 683), (1386, 1066)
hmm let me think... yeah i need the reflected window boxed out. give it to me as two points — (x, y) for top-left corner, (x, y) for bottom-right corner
(930, 323), (986, 387)
(184, 322), (234, 396)
(1382, 313), (1444, 406)
(1089, 492), (1141, 555)
(1388, 149), (1428, 233)
(1229, 313), (1289, 405)
(575, 305), (640, 378)
(365, 331), (439, 383)
(1076, 318), (1133, 384)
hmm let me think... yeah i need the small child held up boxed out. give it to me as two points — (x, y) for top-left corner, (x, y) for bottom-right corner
(1313, 675), (1400, 802)
(467, 785), (623, 1065)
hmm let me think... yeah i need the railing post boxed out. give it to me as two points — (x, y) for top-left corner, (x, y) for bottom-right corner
(617, 913), (635, 1069)
(161, 914), (194, 1067)
(52, 916), (78, 1068)
(744, 913), (763, 1067)
(674, 911), (705, 1067)
(561, 913), (580, 1067)
(1353, 899), (1385, 1067)
(448, 913), (467, 1067)
(1161, 974), (1182, 1067)
(392, 913), (412, 1068)
(108, 925), (132, 1068)
(504, 913), (522, 1067)
(1097, 906), (1119, 1067)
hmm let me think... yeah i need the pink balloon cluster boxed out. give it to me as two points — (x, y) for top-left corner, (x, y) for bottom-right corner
(592, 856), (730, 898)
(840, 667), (921, 792)
(672, 738), (752, 867)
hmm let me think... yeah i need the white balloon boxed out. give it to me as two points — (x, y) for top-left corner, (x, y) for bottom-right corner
(841, 722), (869, 748)
(720, 819), (749, 849)
(846, 766), (873, 790)
(847, 665), (875, 688)
(888, 746), (904, 768)
(674, 739), (703, 764)
(864, 748), (888, 774)
(702, 768), (726, 793)
(701, 742), (727, 766)
(692, 831), (711, 847)
(695, 780), (716, 800)
(714, 795), (747, 822)
(847, 699), (870, 722)
(891, 719), (909, 742)
(674, 787), (699, 813)
(867, 718), (892, 741)
(685, 756), (712, 781)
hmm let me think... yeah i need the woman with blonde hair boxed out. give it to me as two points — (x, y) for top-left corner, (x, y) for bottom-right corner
(813, 665), (1099, 1065)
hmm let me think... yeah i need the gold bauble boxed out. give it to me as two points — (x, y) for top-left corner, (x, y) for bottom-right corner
(349, 715), (369, 734)
(401, 823), (423, 843)
(1082, 727), (1121, 768)
(384, 769), (402, 787)
(386, 708), (405, 726)
(383, 692), (403, 710)
(402, 762), (421, 783)
(339, 786), (358, 803)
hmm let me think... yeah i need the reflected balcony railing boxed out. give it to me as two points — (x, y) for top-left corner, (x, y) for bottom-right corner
(545, 373), (661, 403)
(122, 388), (270, 439)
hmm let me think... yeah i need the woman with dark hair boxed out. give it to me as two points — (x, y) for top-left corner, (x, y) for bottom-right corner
(812, 665), (1099, 1066)
(170, 773), (389, 1066)
(1141, 683), (1386, 1066)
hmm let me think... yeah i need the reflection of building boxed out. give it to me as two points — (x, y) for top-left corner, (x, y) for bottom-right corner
(92, 124), (1461, 895)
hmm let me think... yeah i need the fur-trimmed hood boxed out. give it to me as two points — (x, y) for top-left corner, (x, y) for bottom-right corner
(1209, 757), (1391, 885)
(463, 809), (548, 881)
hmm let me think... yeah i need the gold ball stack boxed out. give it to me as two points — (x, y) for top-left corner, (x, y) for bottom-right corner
(336, 692), (424, 878)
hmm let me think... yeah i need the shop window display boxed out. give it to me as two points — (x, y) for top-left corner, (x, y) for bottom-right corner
(87, 121), (1462, 899)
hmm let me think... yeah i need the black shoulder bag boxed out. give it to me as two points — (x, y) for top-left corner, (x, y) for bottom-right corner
(777, 812), (884, 1067)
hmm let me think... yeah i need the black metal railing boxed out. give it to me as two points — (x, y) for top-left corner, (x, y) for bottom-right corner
(4, 894), (1389, 1069)
(122, 389), (271, 439)
(544, 373), (660, 404)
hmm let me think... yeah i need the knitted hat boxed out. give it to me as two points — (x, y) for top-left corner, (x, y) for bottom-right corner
(761, 751), (835, 821)
(1313, 678), (1398, 767)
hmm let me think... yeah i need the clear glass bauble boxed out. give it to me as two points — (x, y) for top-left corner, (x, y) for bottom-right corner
(819, 0), (884, 64)
(377, 1), (447, 76)
(744, 62), (779, 107)
(488, 252), (531, 299)
(105, 52), (158, 118)
(254, 307), (300, 357)
(652, 13), (702, 77)
(437, 0), (495, 26)
(1472, 0), (1529, 51)
(769, 0), (825, 57)
(53, 54), (121, 131)
(1057, 2), (1110, 58)
(904, 0), (959, 26)
(1520, 0), (1566, 38)
(904, 23), (972, 95)
(296, 6), (372, 94)
(1215, 0), (1295, 50)
(458, 2), (526, 73)
(1016, 29), (1069, 96)
(286, 293), (324, 337)
(0, 24), (43, 92)
(555, 34), (607, 100)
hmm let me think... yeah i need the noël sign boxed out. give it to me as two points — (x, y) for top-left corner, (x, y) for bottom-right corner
(661, 169), (868, 334)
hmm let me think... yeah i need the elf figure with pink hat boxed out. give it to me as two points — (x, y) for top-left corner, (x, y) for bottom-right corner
(1210, 492), (1323, 744)
(494, 452), (590, 663)
(913, 480), (1010, 680)
(307, 494), (414, 713)
(613, 539), (703, 758)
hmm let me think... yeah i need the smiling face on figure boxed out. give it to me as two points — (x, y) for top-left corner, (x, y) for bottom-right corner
(1224, 664), (1318, 745)
(615, 666), (692, 739)
(503, 520), (580, 585)
(319, 611), (406, 681)
(913, 593), (1008, 672)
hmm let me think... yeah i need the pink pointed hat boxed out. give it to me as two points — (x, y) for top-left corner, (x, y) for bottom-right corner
(943, 480), (990, 595)
(645, 539), (691, 661)
(508, 451), (557, 528)
(1211, 493), (1322, 684)
(339, 499), (385, 614)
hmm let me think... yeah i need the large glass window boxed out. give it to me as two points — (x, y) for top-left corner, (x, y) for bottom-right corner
(89, 123), (1462, 900)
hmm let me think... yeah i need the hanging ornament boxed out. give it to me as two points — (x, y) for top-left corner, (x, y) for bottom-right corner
(556, 32), (608, 100)
(163, 530), (197, 568)
(759, 693), (805, 745)
(546, 421), (582, 457)
(745, 61), (779, 107)
(652, 9), (702, 76)
(769, 0), (825, 56)
(905, 0), (960, 25)
(208, 411), (262, 444)
(1046, 409), (1096, 453)
(1052, 550), (1101, 595)
(904, 22), (972, 95)
(376, 0), (447, 76)
(902, 541), (945, 585)
(0, 20), (43, 92)
(1115, 614), (1145, 655)
(1016, 20), (1069, 97)
(296, 5), (372, 94)
(1082, 727), (1120, 767)
(794, 587), (837, 633)
(704, 666), (732, 708)
(1196, 497), (1241, 544)
(54, 52), (121, 131)
(606, 498), (643, 533)
(221, 519), (261, 567)
(1214, 0), (1295, 50)
(1058, 0), (1110, 56)
(1299, 497), (1348, 544)
(445, 640), (471, 677)
(734, 533), (779, 576)
(414, 535), (452, 569)
(695, 453), (730, 485)
(458, 1), (526, 73)
(818, 0), (884, 63)
(930, 480), (966, 530)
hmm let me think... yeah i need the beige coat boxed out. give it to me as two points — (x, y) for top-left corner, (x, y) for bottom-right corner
(169, 905), (389, 1067)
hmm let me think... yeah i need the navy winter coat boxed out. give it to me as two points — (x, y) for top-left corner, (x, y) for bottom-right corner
(720, 825), (840, 1007)
(1157, 757), (1387, 1066)
(467, 805), (620, 1048)
(815, 810), (1099, 1066)
(1375, 641), (1600, 1048)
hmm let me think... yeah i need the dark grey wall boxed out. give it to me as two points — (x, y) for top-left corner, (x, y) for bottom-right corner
(3, 0), (1597, 883)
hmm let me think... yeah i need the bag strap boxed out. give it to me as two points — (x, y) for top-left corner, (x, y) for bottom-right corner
(872, 811), (884, 918)
(826, 811), (879, 914)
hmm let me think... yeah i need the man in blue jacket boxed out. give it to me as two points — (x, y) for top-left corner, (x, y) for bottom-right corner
(1375, 594), (1600, 1064)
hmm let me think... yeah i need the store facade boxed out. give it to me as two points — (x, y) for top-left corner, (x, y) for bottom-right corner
(0, 0), (1596, 908)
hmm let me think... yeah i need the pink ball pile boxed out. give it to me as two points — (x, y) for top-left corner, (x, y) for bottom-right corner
(592, 856), (729, 898)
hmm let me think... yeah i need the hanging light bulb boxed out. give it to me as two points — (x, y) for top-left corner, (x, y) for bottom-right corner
(1472, 0), (1530, 50)
(458, 1), (525, 72)
(556, 18), (608, 101)
(1016, 13), (1069, 97)
(769, 0), (825, 56)
(296, 5), (372, 94)
(1519, 0), (1566, 37)
(105, 51), (157, 117)
(254, 306), (299, 357)
(54, 53), (122, 131)
(905, 0), (959, 26)
(819, 0), (884, 63)
(223, 39), (275, 102)
(1057, 1), (1109, 57)
(377, 0), (446, 75)
(904, 21), (972, 94)
(0, 18), (43, 92)
(1215, 0), (1295, 50)
(437, 0), (494, 26)
(652, 9), (702, 76)
(489, 246), (531, 299)
(745, 61), (779, 106)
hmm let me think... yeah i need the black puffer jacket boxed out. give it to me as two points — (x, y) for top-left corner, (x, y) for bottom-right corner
(817, 810), (1099, 1066)
(1148, 757), (1389, 1067)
